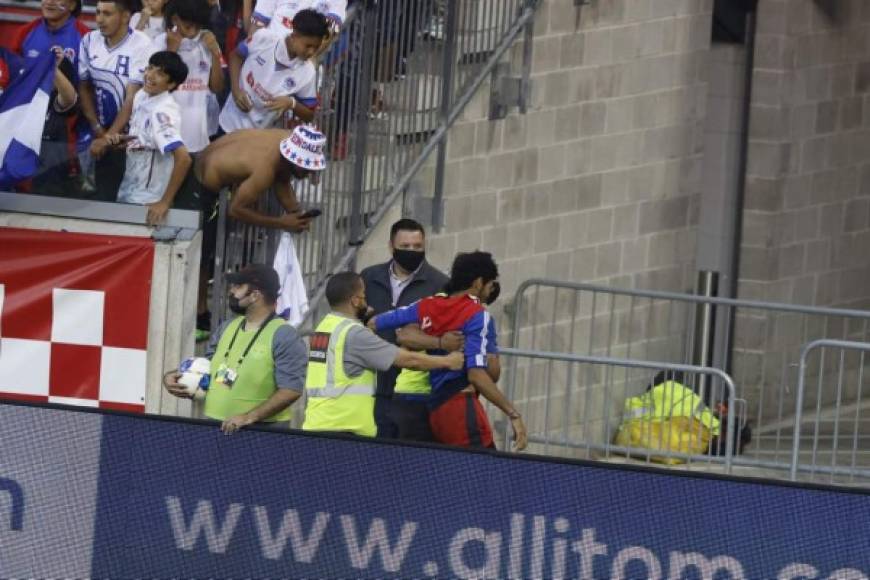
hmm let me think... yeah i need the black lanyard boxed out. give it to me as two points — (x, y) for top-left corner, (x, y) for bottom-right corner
(222, 314), (276, 368)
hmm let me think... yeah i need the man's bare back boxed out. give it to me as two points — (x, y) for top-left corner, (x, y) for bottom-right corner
(196, 129), (290, 192)
(193, 126), (326, 231)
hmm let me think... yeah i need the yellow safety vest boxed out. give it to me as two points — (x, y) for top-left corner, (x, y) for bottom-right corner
(303, 313), (377, 437)
(394, 369), (431, 397)
(204, 316), (290, 422)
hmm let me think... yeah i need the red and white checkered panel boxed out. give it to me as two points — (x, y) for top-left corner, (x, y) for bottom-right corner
(0, 227), (155, 412)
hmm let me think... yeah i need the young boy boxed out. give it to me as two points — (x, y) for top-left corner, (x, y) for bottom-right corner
(153, 0), (224, 153)
(218, 8), (327, 133)
(112, 51), (192, 225)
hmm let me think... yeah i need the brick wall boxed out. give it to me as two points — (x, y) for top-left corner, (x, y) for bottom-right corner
(360, 0), (714, 308)
(355, 0), (715, 451)
(739, 0), (870, 309)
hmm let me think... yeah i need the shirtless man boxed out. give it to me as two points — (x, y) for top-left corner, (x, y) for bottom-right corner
(195, 125), (326, 231)
(190, 124), (326, 339)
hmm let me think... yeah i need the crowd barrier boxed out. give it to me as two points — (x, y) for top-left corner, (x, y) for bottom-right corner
(500, 348), (739, 473)
(1, 401), (868, 578)
(507, 278), (870, 485)
(792, 339), (870, 484)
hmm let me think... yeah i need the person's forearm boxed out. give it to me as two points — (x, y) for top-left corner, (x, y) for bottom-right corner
(108, 85), (139, 134)
(273, 182), (299, 213)
(396, 325), (439, 350)
(245, 389), (300, 422)
(54, 70), (77, 110)
(208, 53), (225, 93)
(160, 150), (192, 205)
(78, 81), (102, 131)
(291, 101), (315, 122)
(468, 368), (516, 416)
(228, 50), (244, 92)
(228, 203), (287, 228)
(394, 349), (451, 371)
(242, 0), (253, 35)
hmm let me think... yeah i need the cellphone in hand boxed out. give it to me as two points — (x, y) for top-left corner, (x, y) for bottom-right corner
(299, 208), (322, 219)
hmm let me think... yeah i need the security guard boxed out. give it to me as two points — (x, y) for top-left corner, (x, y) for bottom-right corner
(164, 264), (307, 433)
(302, 271), (464, 437)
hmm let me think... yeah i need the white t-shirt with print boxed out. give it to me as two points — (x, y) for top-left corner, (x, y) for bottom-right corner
(78, 28), (154, 128)
(153, 31), (220, 152)
(253, 0), (346, 33)
(117, 90), (185, 205)
(130, 13), (166, 40)
(218, 28), (317, 133)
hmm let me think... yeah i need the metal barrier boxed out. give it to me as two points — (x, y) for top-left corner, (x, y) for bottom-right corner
(507, 278), (870, 482)
(499, 347), (737, 473)
(791, 339), (870, 484)
(214, 0), (540, 327)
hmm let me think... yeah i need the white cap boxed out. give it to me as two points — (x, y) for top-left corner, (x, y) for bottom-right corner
(280, 125), (327, 171)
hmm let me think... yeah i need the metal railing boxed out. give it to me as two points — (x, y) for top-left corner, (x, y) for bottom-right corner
(500, 347), (738, 473)
(507, 278), (870, 483)
(791, 339), (870, 484)
(214, 0), (540, 328)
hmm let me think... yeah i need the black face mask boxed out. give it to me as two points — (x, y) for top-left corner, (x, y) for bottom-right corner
(393, 249), (425, 272)
(228, 291), (251, 315)
(485, 281), (500, 305)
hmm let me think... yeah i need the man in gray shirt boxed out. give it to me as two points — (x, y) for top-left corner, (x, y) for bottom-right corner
(302, 272), (463, 437)
(164, 264), (307, 433)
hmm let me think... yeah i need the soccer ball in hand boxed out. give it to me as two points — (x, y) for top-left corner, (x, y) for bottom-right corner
(177, 357), (211, 400)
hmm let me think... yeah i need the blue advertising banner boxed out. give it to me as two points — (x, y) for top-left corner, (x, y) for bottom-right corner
(1, 402), (868, 579)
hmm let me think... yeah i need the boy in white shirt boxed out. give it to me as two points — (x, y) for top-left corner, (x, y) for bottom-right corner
(111, 50), (192, 225)
(218, 8), (327, 133)
(153, 0), (224, 153)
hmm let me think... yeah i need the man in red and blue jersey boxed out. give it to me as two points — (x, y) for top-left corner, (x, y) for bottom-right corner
(370, 251), (528, 450)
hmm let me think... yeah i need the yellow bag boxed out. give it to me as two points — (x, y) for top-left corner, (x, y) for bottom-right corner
(614, 416), (713, 464)
(613, 381), (719, 464)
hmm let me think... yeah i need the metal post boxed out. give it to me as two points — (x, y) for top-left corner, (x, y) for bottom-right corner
(210, 189), (230, 331)
(519, 0), (537, 114)
(693, 270), (719, 404)
(432, 0), (459, 232)
(348, 0), (379, 246)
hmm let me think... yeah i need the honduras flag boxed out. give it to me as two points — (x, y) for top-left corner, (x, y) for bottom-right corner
(0, 51), (54, 189)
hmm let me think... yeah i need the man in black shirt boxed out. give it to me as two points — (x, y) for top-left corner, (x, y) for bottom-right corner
(360, 218), (449, 439)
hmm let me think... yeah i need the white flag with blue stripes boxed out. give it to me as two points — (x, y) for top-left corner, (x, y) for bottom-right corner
(0, 52), (54, 189)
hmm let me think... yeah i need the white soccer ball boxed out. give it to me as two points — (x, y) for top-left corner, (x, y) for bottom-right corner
(177, 357), (211, 400)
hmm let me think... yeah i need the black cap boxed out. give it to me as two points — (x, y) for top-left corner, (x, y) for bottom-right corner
(225, 264), (281, 301)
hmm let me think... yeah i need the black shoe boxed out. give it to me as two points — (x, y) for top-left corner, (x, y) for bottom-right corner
(196, 311), (211, 342)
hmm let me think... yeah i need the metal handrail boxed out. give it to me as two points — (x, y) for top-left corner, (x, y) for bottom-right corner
(511, 278), (870, 324)
(499, 346), (737, 472)
(300, 1), (539, 326)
